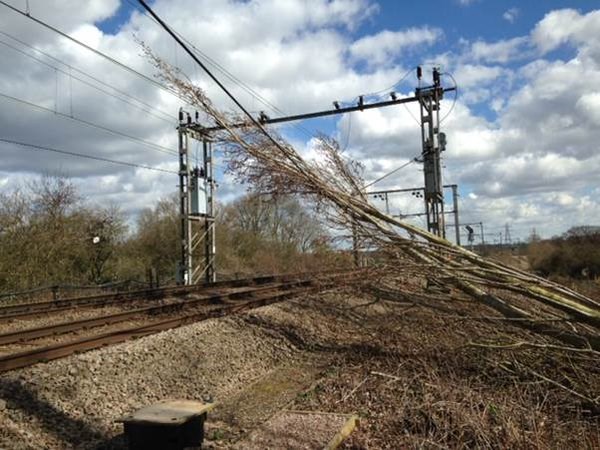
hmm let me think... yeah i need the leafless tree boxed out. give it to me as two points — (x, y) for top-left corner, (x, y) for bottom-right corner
(141, 44), (600, 350)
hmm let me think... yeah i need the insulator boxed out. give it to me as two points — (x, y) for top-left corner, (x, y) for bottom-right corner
(433, 68), (440, 85)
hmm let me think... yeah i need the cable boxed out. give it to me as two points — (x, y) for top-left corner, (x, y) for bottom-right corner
(363, 157), (418, 189)
(0, 138), (177, 174)
(128, 0), (324, 144)
(0, 92), (178, 156)
(352, 66), (416, 100)
(129, 0), (392, 149)
(0, 0), (191, 105)
(126, 0), (281, 110)
(0, 34), (174, 124)
(0, 29), (174, 120)
(341, 112), (352, 151)
(440, 72), (458, 124)
(136, 0), (298, 160)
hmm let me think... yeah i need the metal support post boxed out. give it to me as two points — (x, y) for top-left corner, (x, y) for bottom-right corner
(203, 139), (216, 283)
(384, 192), (390, 215)
(417, 68), (446, 238)
(177, 125), (191, 285)
(451, 184), (460, 245)
(479, 222), (485, 248)
(177, 113), (217, 285)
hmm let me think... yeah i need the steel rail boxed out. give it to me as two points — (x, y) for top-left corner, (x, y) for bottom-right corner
(0, 280), (311, 346)
(0, 272), (327, 320)
(0, 275), (347, 372)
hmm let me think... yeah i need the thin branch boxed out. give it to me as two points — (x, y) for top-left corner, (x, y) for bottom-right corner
(462, 340), (600, 356)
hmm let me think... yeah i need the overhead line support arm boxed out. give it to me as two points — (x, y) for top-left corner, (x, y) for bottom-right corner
(197, 87), (456, 132)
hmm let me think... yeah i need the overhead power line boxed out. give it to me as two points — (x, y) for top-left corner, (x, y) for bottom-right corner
(363, 158), (418, 189)
(129, 0), (386, 148)
(0, 33), (174, 124)
(136, 0), (297, 159)
(0, 0), (190, 105)
(136, 0), (445, 198)
(0, 91), (178, 156)
(0, 137), (177, 174)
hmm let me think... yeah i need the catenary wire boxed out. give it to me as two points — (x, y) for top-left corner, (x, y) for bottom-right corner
(0, 137), (177, 174)
(363, 158), (418, 189)
(0, 35), (175, 124)
(0, 0), (193, 107)
(127, 0), (421, 147)
(2, 1), (434, 199)
(126, 0), (331, 143)
(135, 1), (437, 194)
(0, 92), (178, 156)
(0, 28), (174, 120)
(440, 72), (458, 124)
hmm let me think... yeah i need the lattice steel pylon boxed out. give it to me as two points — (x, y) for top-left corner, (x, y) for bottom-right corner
(177, 111), (216, 285)
(416, 67), (447, 238)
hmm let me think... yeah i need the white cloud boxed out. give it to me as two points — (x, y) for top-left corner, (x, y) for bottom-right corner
(532, 8), (600, 57)
(0, 0), (599, 241)
(349, 27), (442, 66)
(503, 7), (519, 24)
(575, 92), (600, 125)
(453, 64), (504, 87)
(469, 36), (529, 63)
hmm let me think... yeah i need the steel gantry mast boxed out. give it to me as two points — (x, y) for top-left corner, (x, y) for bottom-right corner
(367, 183), (460, 245)
(138, 1), (456, 280)
(176, 69), (454, 282)
(417, 67), (447, 238)
(177, 110), (216, 285)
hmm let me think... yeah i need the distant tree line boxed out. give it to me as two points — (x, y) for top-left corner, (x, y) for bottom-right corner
(527, 226), (600, 279)
(0, 176), (341, 294)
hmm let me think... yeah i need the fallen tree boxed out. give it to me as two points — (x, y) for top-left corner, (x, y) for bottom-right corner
(143, 48), (600, 352)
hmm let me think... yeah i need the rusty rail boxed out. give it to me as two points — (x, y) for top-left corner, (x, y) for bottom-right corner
(0, 272), (329, 322)
(0, 271), (353, 372)
(0, 281), (310, 345)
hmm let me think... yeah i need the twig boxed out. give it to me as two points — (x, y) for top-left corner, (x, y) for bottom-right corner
(371, 371), (403, 382)
(462, 341), (600, 355)
(524, 367), (598, 405)
(443, 315), (572, 323)
(337, 375), (370, 404)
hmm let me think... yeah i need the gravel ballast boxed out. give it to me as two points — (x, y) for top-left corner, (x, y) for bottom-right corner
(0, 312), (299, 449)
(1, 286), (597, 449)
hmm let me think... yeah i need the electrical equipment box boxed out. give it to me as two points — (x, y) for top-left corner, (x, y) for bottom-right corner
(118, 400), (216, 450)
(190, 167), (207, 216)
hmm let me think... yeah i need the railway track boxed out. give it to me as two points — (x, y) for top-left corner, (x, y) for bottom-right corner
(0, 271), (353, 372)
(0, 272), (318, 322)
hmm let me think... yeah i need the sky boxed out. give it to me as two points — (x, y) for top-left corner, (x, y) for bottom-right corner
(0, 0), (599, 244)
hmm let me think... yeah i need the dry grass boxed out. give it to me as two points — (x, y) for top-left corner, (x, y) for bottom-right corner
(279, 283), (600, 449)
